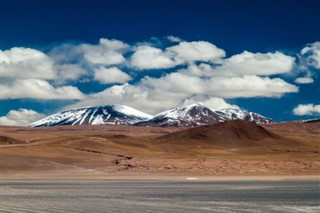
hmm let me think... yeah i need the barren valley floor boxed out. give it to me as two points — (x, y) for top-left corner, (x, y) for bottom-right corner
(0, 120), (319, 179)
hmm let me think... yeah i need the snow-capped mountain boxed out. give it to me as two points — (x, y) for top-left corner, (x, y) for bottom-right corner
(216, 108), (274, 124)
(135, 103), (273, 127)
(135, 103), (225, 127)
(29, 105), (152, 127)
(29, 103), (273, 127)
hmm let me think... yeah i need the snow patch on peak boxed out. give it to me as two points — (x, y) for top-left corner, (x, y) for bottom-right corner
(111, 105), (152, 119)
(29, 104), (152, 127)
(139, 103), (224, 127)
(184, 102), (207, 108)
(217, 108), (273, 124)
(154, 103), (211, 119)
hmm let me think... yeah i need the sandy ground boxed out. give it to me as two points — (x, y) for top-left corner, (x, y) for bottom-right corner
(0, 121), (319, 179)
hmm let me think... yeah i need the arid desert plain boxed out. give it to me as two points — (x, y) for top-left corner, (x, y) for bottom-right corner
(1, 120), (319, 179)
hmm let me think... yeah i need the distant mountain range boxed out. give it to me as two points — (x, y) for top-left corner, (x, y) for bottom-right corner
(135, 103), (273, 127)
(29, 103), (274, 127)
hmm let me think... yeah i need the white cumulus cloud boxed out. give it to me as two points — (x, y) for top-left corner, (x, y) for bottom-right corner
(0, 79), (86, 100)
(215, 51), (295, 76)
(0, 47), (86, 100)
(166, 41), (226, 63)
(140, 73), (298, 98)
(93, 67), (132, 84)
(0, 108), (45, 126)
(1, 47), (56, 79)
(82, 45), (126, 65)
(77, 38), (129, 66)
(130, 41), (225, 70)
(301, 41), (320, 69)
(55, 64), (87, 83)
(99, 38), (129, 50)
(177, 51), (295, 78)
(293, 104), (320, 116)
(130, 46), (177, 69)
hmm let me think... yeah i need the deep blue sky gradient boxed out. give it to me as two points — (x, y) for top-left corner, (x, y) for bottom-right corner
(3, 0), (320, 52)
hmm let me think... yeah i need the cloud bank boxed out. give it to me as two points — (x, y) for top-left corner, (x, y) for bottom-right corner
(3, 37), (316, 116)
(0, 79), (85, 100)
(1, 47), (55, 79)
(93, 67), (132, 84)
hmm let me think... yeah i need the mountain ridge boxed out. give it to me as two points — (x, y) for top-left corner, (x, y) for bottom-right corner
(29, 105), (152, 127)
(29, 103), (274, 127)
(135, 103), (273, 127)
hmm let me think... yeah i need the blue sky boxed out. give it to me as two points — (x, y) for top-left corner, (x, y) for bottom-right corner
(1, 0), (320, 126)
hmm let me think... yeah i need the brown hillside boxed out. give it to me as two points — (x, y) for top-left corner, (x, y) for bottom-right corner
(158, 120), (293, 148)
(0, 123), (319, 178)
(0, 135), (24, 145)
